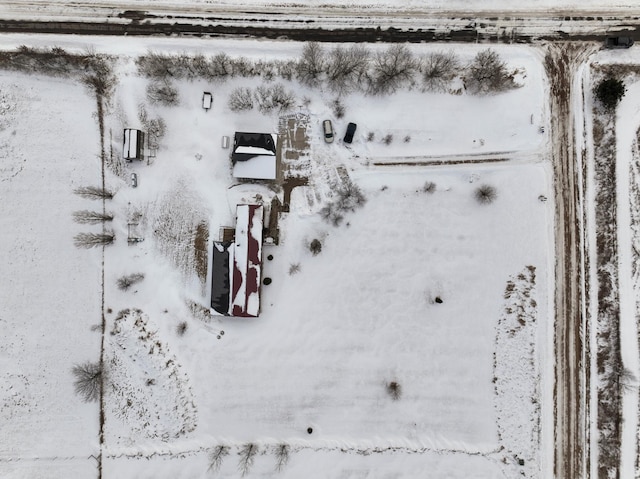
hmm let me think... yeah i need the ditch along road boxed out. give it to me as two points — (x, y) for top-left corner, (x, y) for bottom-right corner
(0, 6), (624, 478)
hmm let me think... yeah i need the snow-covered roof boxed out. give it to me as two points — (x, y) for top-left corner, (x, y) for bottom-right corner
(210, 205), (264, 317)
(231, 204), (263, 317)
(232, 154), (277, 180)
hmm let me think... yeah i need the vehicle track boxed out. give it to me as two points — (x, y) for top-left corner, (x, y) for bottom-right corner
(544, 42), (597, 479)
(0, 3), (638, 42)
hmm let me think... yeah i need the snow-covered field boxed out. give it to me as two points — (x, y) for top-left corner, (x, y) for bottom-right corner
(0, 37), (555, 478)
(0, 73), (102, 477)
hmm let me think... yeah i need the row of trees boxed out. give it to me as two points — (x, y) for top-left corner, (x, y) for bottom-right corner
(208, 443), (290, 476)
(137, 44), (518, 96)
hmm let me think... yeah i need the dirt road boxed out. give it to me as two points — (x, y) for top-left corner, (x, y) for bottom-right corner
(0, 2), (638, 42)
(545, 43), (596, 479)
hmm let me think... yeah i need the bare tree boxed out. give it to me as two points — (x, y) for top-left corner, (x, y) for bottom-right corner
(474, 184), (498, 204)
(422, 51), (460, 92)
(254, 83), (296, 114)
(297, 42), (325, 86)
(228, 87), (254, 112)
(274, 443), (290, 472)
(74, 186), (114, 200)
(74, 232), (115, 248)
(73, 210), (114, 224)
(146, 80), (179, 106)
(369, 45), (417, 95)
(465, 49), (515, 95)
(238, 443), (258, 477)
(72, 361), (103, 402)
(117, 273), (145, 291)
(326, 44), (370, 93)
(208, 445), (230, 473)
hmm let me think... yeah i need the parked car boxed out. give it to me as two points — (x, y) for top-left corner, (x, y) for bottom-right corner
(605, 36), (634, 49)
(131, 172), (138, 188)
(322, 119), (334, 143)
(343, 122), (357, 144)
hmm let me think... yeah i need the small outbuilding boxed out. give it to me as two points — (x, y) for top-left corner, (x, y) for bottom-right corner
(123, 129), (145, 161)
(231, 132), (277, 180)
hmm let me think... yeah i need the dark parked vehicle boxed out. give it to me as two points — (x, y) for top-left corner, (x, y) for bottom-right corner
(606, 36), (634, 49)
(343, 122), (357, 144)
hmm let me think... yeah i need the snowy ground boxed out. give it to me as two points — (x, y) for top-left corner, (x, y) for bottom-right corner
(0, 72), (102, 477)
(0, 37), (555, 478)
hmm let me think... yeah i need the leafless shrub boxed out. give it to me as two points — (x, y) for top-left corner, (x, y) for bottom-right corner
(117, 273), (145, 291)
(255, 59), (277, 81)
(320, 203), (344, 226)
(208, 445), (230, 473)
(475, 184), (498, 204)
(320, 181), (366, 226)
(382, 134), (393, 145)
(386, 381), (402, 400)
(275, 59), (297, 81)
(326, 44), (370, 94)
(139, 109), (166, 147)
(289, 263), (301, 275)
(274, 443), (290, 472)
(146, 80), (179, 106)
(297, 42), (325, 86)
(366, 132), (375, 142)
(254, 83), (296, 114)
(136, 51), (176, 78)
(465, 49), (516, 95)
(74, 232), (115, 248)
(238, 443), (258, 477)
(422, 51), (460, 92)
(74, 186), (114, 200)
(422, 181), (436, 193)
(369, 45), (417, 95)
(336, 182), (367, 212)
(72, 361), (103, 402)
(404, 135), (411, 143)
(210, 52), (233, 79)
(331, 98), (345, 119)
(176, 321), (188, 336)
(230, 57), (255, 77)
(228, 87), (255, 111)
(309, 239), (322, 256)
(73, 210), (114, 224)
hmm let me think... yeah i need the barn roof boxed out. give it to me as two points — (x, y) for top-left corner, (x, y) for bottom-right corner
(210, 204), (264, 317)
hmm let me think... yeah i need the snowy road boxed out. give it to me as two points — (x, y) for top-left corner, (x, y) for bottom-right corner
(0, 2), (638, 43)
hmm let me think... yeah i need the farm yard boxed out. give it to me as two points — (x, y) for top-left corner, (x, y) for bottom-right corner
(0, 36), (556, 479)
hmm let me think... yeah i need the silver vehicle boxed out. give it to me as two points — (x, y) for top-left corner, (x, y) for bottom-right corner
(323, 120), (334, 143)
(131, 172), (138, 188)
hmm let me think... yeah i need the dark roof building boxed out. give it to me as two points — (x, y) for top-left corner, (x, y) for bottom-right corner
(123, 129), (145, 161)
(231, 132), (277, 180)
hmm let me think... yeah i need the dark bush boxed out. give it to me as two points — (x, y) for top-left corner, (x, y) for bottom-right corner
(310, 239), (322, 255)
(595, 78), (626, 111)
